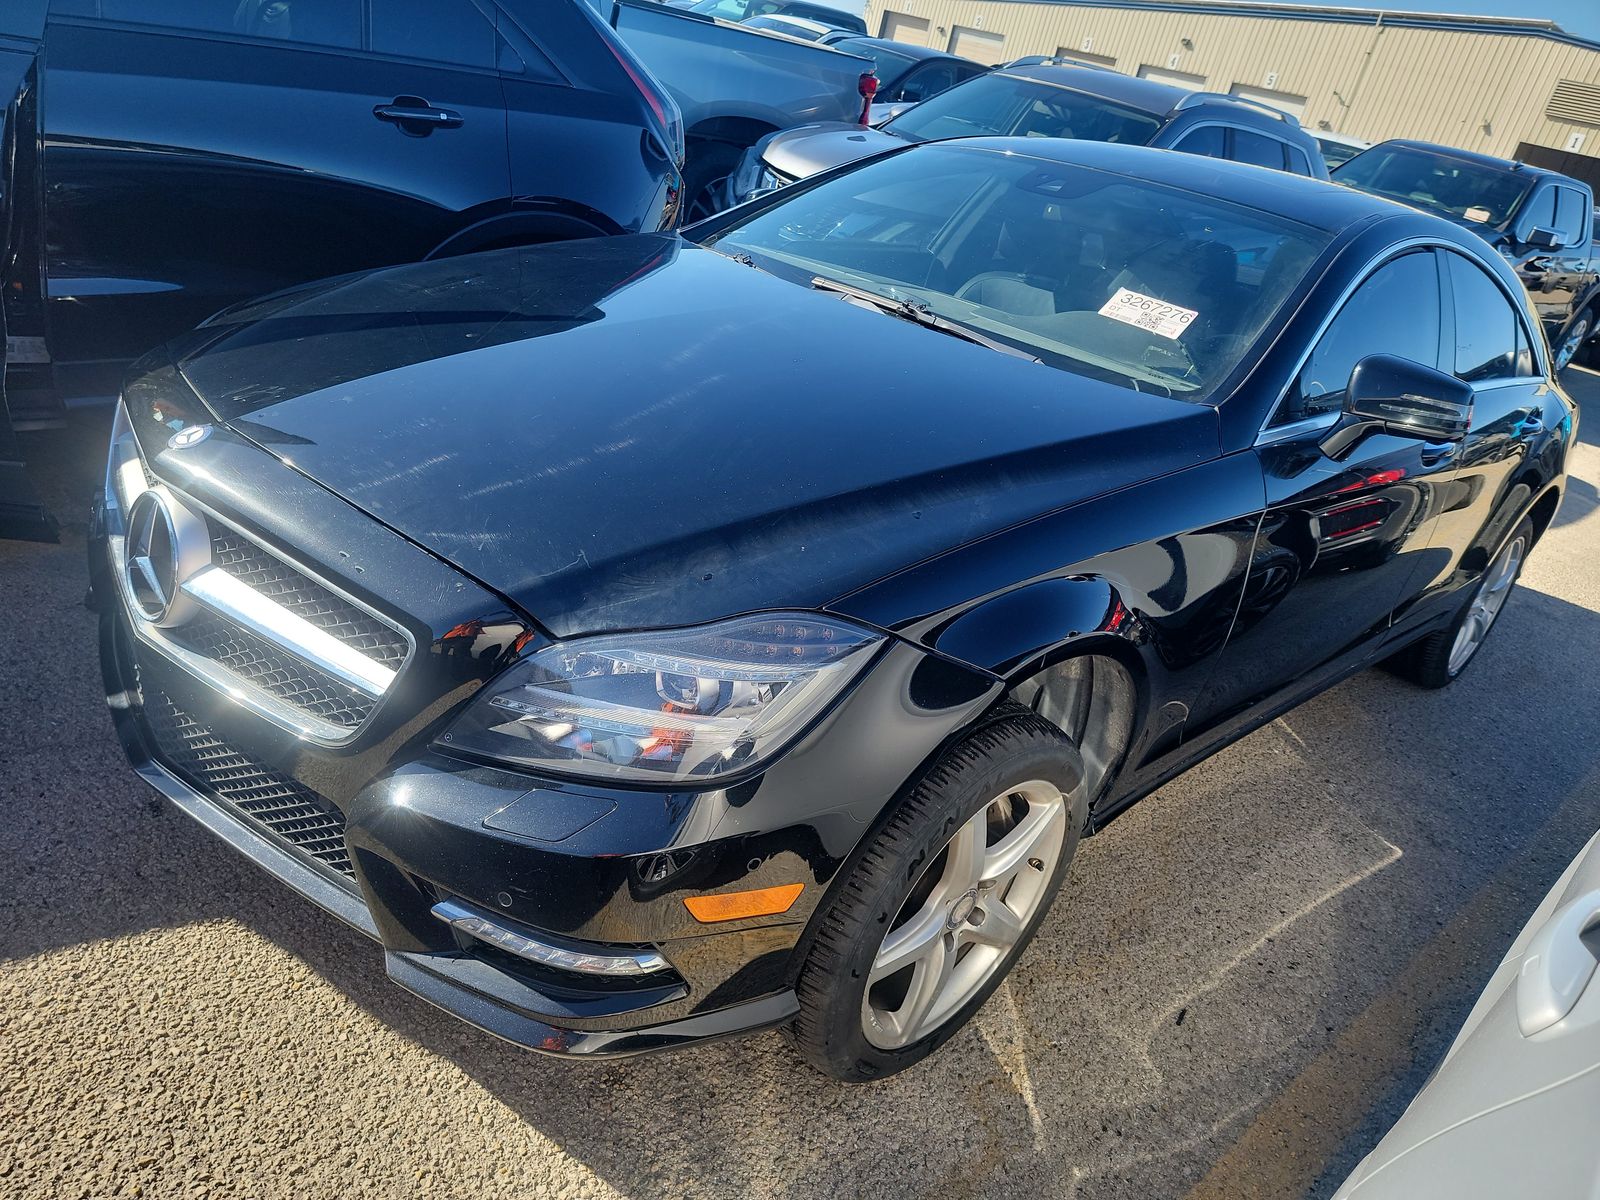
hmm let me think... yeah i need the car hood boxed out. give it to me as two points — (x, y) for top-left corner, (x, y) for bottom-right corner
(761, 122), (907, 178)
(175, 234), (1217, 639)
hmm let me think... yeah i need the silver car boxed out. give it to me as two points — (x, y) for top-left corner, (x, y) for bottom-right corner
(1334, 829), (1600, 1197)
(725, 60), (1330, 207)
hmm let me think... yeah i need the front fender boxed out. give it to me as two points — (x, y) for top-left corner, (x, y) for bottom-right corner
(833, 454), (1266, 725)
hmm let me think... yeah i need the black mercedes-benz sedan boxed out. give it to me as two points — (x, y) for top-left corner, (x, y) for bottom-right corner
(91, 140), (1573, 1081)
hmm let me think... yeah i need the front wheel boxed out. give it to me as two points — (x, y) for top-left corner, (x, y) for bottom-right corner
(1392, 517), (1531, 688)
(1556, 310), (1593, 372)
(786, 705), (1086, 1081)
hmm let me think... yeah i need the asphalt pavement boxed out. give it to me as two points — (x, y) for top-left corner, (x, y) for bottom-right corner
(3, 368), (1599, 1200)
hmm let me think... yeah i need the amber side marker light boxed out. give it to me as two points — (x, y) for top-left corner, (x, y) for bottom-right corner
(683, 883), (804, 923)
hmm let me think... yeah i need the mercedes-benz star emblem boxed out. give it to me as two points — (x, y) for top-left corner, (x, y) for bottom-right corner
(167, 424), (212, 450)
(123, 490), (209, 627)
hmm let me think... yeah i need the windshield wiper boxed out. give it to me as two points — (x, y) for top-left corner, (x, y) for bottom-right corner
(811, 276), (1042, 363)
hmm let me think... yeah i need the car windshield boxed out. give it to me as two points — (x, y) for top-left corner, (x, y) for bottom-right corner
(698, 145), (1331, 400)
(835, 39), (917, 85)
(1316, 138), (1364, 169)
(1333, 145), (1533, 227)
(884, 73), (1162, 146)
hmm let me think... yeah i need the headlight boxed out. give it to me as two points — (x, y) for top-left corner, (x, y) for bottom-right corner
(104, 399), (148, 521)
(436, 613), (883, 784)
(729, 151), (791, 205)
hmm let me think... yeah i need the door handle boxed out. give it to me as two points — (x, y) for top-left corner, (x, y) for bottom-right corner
(374, 100), (464, 129)
(1516, 888), (1600, 1036)
(1419, 440), (1457, 466)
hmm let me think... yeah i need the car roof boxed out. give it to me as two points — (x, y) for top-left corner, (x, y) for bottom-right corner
(1000, 63), (1317, 141)
(939, 138), (1450, 234)
(828, 35), (958, 62)
(1368, 138), (1568, 180)
(1003, 63), (1190, 114)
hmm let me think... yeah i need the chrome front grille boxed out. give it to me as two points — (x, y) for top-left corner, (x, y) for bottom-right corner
(105, 408), (412, 744)
(144, 687), (356, 882)
(172, 613), (379, 729)
(207, 520), (409, 670)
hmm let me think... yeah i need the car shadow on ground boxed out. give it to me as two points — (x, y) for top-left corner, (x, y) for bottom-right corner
(1565, 365), (1600, 447)
(7, 521), (1598, 1198)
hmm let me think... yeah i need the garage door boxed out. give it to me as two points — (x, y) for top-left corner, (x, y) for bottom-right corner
(1137, 64), (1206, 91)
(879, 11), (930, 46)
(948, 26), (1005, 63)
(1229, 83), (1307, 122)
(1055, 48), (1117, 69)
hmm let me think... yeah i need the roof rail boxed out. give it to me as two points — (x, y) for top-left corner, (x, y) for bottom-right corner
(1004, 54), (1115, 72)
(1172, 90), (1302, 127)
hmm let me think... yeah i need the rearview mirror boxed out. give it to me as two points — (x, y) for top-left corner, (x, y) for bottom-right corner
(1320, 354), (1473, 459)
(1525, 226), (1562, 250)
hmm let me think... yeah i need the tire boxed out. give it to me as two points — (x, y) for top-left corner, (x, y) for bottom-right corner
(1391, 517), (1532, 688)
(1577, 314), (1600, 369)
(681, 141), (743, 224)
(785, 703), (1087, 1082)
(1556, 309), (1593, 373)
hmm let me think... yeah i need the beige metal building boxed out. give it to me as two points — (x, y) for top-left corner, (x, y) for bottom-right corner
(858, 0), (1600, 185)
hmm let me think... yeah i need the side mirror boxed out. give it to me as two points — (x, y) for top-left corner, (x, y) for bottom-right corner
(1525, 226), (1562, 250)
(1320, 354), (1473, 459)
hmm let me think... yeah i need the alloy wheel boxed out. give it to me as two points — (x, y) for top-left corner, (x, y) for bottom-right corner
(1556, 314), (1591, 372)
(861, 780), (1067, 1050)
(1447, 533), (1525, 675)
(685, 174), (733, 224)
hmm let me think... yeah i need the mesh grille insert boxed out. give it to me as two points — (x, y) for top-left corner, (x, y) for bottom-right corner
(144, 689), (356, 881)
(207, 519), (409, 669)
(172, 615), (376, 729)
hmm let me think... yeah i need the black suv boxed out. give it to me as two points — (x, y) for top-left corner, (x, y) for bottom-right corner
(725, 59), (1328, 206)
(1334, 140), (1599, 370)
(1, 0), (684, 421)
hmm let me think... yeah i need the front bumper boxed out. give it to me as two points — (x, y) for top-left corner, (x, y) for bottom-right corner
(92, 494), (1001, 1059)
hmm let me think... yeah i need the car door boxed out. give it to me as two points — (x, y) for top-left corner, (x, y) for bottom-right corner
(1510, 183), (1568, 338)
(1190, 248), (1460, 728)
(1398, 249), (1555, 638)
(888, 59), (969, 106)
(40, 0), (510, 391)
(1534, 184), (1592, 334)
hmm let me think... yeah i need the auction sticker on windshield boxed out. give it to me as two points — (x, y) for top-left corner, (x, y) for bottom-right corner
(1098, 288), (1198, 340)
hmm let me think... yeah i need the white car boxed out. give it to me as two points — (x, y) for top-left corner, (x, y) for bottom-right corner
(1315, 130), (1371, 170)
(740, 13), (835, 39)
(1335, 829), (1600, 1197)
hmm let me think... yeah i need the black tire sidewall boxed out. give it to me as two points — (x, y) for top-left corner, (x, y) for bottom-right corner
(791, 711), (1087, 1081)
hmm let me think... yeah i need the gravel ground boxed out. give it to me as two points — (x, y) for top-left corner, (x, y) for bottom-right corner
(3, 369), (1599, 1200)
